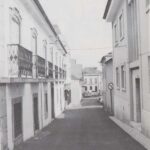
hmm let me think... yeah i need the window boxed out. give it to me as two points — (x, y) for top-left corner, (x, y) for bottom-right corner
(31, 28), (38, 55)
(51, 48), (53, 63)
(85, 86), (87, 91)
(84, 78), (87, 84)
(148, 57), (150, 92)
(90, 86), (92, 90)
(43, 40), (47, 60)
(121, 65), (126, 90)
(44, 93), (48, 119)
(95, 78), (97, 84)
(116, 67), (120, 89)
(95, 86), (97, 92)
(114, 24), (118, 45)
(129, 0), (139, 61)
(119, 12), (124, 40)
(10, 7), (22, 44)
(31, 28), (38, 78)
(56, 52), (58, 66)
(90, 78), (93, 84)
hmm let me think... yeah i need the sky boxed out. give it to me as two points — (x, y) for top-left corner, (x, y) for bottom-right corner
(40, 0), (112, 68)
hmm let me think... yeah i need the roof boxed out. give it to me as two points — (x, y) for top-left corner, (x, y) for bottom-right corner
(103, 0), (112, 19)
(33, 0), (67, 54)
(71, 75), (82, 80)
(100, 52), (113, 64)
(83, 67), (101, 75)
(103, 0), (122, 22)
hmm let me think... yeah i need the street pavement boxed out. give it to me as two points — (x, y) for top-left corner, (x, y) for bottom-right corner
(16, 98), (146, 150)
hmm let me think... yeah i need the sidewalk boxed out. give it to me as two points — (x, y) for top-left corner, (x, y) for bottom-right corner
(110, 116), (150, 150)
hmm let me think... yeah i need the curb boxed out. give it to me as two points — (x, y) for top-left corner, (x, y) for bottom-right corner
(110, 116), (150, 150)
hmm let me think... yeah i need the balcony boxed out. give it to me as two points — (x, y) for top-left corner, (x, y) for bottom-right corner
(55, 65), (58, 79)
(62, 70), (66, 79)
(59, 68), (62, 79)
(8, 44), (32, 77)
(37, 56), (46, 77)
(48, 62), (53, 78)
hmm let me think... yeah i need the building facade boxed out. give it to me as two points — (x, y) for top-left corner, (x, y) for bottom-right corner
(0, 0), (67, 149)
(100, 53), (114, 114)
(70, 59), (82, 105)
(82, 67), (101, 97)
(103, 0), (150, 141)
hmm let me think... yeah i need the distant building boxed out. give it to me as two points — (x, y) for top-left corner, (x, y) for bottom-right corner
(82, 67), (101, 97)
(100, 52), (114, 114)
(70, 59), (83, 105)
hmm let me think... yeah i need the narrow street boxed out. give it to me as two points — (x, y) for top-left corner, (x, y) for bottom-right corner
(16, 98), (146, 150)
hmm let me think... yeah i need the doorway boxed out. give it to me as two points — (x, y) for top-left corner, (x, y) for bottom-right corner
(51, 83), (55, 118)
(131, 70), (141, 123)
(33, 94), (39, 133)
(135, 78), (141, 122)
(12, 97), (23, 145)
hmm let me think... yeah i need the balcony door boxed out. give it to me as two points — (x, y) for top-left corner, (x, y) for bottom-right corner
(31, 29), (38, 78)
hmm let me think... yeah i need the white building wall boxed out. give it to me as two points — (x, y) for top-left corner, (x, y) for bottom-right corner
(71, 80), (82, 105)
(112, 0), (131, 123)
(138, 0), (150, 138)
(0, 0), (68, 149)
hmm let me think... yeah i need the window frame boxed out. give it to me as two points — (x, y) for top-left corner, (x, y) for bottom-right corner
(119, 11), (124, 41)
(95, 78), (97, 84)
(10, 7), (22, 44)
(90, 86), (92, 90)
(114, 23), (118, 46)
(116, 67), (120, 90)
(121, 65), (126, 91)
(148, 56), (150, 92)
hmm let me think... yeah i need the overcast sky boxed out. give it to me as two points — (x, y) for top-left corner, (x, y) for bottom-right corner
(40, 0), (112, 68)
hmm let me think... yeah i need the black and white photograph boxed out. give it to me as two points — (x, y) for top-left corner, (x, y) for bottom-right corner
(0, 0), (150, 149)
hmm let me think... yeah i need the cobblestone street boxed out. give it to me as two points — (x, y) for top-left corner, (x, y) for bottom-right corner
(16, 98), (146, 150)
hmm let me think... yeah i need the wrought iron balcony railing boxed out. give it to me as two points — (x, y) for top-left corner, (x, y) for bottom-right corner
(59, 68), (62, 79)
(63, 70), (66, 79)
(8, 44), (32, 77)
(55, 65), (58, 79)
(48, 61), (53, 78)
(37, 55), (46, 77)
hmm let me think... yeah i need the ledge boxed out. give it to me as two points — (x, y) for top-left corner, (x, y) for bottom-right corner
(110, 116), (150, 150)
(0, 77), (56, 84)
(129, 60), (140, 69)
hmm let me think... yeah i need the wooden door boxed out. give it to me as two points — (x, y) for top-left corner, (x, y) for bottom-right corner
(33, 95), (39, 132)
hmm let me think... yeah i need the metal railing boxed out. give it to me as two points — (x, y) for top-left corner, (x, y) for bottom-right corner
(37, 55), (46, 77)
(48, 61), (53, 78)
(8, 44), (32, 77)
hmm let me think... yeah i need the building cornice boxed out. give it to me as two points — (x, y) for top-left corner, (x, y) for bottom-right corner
(103, 0), (122, 22)
(103, 0), (112, 19)
(33, 0), (67, 54)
